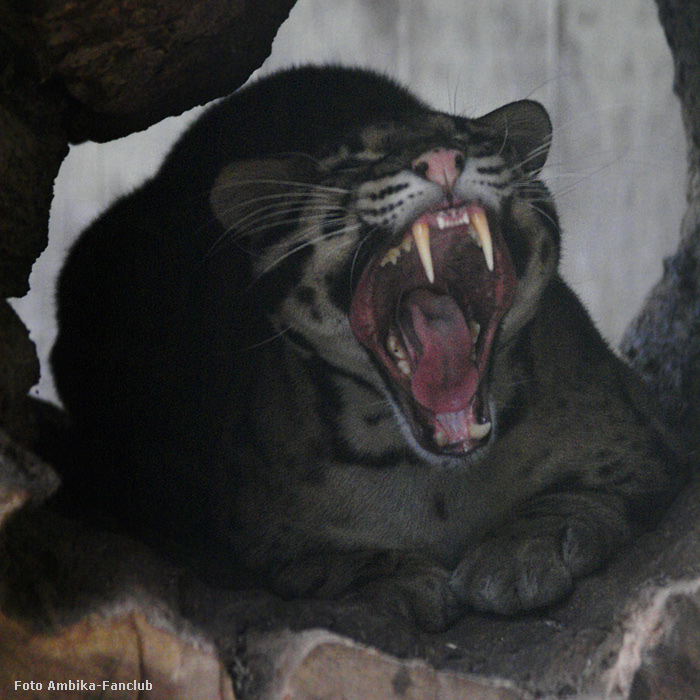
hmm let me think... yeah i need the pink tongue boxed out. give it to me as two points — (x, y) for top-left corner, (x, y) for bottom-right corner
(401, 289), (479, 414)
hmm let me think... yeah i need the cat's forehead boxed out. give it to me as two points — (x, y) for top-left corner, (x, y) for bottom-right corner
(317, 111), (465, 167)
(359, 111), (458, 150)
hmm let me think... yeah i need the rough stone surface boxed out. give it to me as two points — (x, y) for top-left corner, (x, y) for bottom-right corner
(0, 11), (68, 298)
(607, 580), (700, 700)
(0, 427), (57, 529)
(621, 0), (700, 443)
(616, 6), (700, 692)
(243, 630), (527, 700)
(16, 0), (298, 142)
(0, 435), (234, 699)
(0, 304), (40, 445)
(0, 609), (236, 700)
(0, 0), (297, 445)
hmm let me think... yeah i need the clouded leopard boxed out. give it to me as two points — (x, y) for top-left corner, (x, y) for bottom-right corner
(51, 65), (685, 631)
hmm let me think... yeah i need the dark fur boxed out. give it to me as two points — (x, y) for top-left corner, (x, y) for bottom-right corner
(52, 66), (686, 631)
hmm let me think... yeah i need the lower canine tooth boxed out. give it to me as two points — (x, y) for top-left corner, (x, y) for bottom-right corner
(397, 359), (411, 376)
(411, 222), (435, 284)
(435, 429), (449, 447)
(468, 421), (491, 440)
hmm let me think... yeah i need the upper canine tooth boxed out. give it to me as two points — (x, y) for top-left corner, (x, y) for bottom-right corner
(387, 333), (407, 360)
(411, 222), (435, 283)
(470, 209), (494, 272)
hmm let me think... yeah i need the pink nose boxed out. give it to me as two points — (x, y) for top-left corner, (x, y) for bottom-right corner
(411, 148), (463, 189)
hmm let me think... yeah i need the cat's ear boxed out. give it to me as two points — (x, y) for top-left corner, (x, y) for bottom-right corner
(210, 155), (319, 232)
(475, 100), (552, 174)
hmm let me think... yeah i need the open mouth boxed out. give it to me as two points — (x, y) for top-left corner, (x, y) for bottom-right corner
(349, 202), (517, 455)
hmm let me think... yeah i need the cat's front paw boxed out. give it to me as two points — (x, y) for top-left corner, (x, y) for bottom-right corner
(350, 557), (461, 633)
(449, 519), (609, 615)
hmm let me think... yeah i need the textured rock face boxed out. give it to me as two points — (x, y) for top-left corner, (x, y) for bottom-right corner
(616, 3), (700, 691)
(14, 0), (299, 143)
(2, 1), (700, 698)
(621, 2), (700, 439)
(0, 0), (296, 443)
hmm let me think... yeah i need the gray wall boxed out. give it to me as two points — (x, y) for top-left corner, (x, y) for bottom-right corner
(12, 0), (686, 402)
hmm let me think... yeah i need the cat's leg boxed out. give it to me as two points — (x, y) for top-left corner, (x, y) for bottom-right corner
(272, 550), (460, 633)
(347, 556), (460, 633)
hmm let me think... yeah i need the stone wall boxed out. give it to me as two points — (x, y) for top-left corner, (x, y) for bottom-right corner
(0, 0), (297, 443)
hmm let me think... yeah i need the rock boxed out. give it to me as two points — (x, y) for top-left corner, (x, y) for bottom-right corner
(242, 629), (527, 700)
(0, 305), (40, 445)
(607, 579), (700, 700)
(0, 608), (235, 700)
(18, 0), (298, 142)
(0, 0), (298, 442)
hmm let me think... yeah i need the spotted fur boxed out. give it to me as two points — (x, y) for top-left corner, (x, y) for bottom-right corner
(52, 66), (686, 631)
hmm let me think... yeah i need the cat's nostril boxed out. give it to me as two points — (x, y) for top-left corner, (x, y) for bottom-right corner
(411, 148), (463, 189)
(413, 161), (430, 179)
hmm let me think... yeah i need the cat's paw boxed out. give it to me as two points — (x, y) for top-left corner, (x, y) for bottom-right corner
(350, 558), (461, 633)
(449, 520), (607, 615)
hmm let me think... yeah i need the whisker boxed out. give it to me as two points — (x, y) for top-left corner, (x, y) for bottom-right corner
(212, 178), (350, 196)
(349, 229), (375, 289)
(214, 192), (341, 213)
(205, 205), (349, 260)
(238, 324), (291, 352)
(212, 196), (344, 237)
(248, 223), (362, 288)
(520, 199), (560, 231)
(514, 141), (553, 172)
(529, 160), (619, 201)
